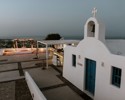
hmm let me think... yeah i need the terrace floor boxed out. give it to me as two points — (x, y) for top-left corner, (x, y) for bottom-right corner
(0, 53), (92, 100)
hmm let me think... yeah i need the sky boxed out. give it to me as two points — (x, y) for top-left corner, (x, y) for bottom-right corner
(0, 0), (125, 39)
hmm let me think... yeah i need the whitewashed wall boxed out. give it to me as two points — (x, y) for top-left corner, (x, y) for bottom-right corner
(0, 49), (4, 55)
(63, 38), (125, 100)
(95, 54), (125, 100)
(63, 45), (84, 91)
(25, 71), (47, 100)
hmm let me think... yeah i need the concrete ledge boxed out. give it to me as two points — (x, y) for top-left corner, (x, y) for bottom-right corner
(25, 71), (47, 100)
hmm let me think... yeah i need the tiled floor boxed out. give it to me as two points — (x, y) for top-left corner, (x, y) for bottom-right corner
(25, 68), (63, 88)
(0, 63), (18, 72)
(0, 71), (20, 82)
(43, 86), (83, 100)
(0, 54), (92, 100)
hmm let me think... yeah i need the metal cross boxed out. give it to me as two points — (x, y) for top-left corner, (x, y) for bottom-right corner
(92, 7), (97, 17)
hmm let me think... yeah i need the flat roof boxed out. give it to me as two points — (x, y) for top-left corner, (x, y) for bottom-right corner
(106, 39), (125, 56)
(38, 40), (80, 45)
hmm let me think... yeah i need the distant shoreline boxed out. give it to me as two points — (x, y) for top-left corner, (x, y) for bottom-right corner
(0, 35), (83, 40)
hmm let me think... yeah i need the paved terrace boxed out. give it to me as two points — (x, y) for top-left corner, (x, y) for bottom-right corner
(0, 53), (92, 100)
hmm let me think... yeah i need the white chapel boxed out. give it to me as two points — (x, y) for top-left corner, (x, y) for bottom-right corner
(63, 8), (125, 100)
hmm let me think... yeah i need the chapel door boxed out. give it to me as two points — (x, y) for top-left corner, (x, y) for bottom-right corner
(85, 58), (96, 95)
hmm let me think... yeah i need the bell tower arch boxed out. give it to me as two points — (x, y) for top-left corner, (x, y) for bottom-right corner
(84, 8), (105, 42)
(87, 21), (95, 37)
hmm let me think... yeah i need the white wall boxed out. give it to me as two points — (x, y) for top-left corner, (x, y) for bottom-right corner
(63, 38), (125, 100)
(25, 71), (47, 100)
(63, 45), (84, 91)
(95, 55), (125, 100)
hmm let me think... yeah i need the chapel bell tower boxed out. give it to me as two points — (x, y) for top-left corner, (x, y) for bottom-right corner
(84, 8), (105, 42)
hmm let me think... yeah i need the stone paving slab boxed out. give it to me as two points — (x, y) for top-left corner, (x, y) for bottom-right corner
(21, 60), (43, 69)
(5, 54), (36, 62)
(0, 63), (18, 72)
(24, 67), (63, 88)
(0, 55), (9, 61)
(0, 71), (20, 82)
(0, 81), (15, 100)
(42, 86), (83, 100)
(0, 54), (36, 63)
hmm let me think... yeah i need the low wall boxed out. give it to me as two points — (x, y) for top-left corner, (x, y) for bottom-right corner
(0, 49), (4, 55)
(25, 71), (47, 100)
(0, 48), (50, 55)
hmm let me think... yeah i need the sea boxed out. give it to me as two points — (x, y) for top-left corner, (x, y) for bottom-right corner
(0, 35), (83, 41)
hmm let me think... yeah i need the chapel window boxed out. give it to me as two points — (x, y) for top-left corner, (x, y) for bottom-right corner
(111, 66), (122, 88)
(72, 54), (76, 67)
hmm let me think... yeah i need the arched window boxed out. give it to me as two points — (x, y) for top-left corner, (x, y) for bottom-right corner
(87, 21), (95, 37)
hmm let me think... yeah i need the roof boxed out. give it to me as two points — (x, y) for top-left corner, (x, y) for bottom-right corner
(105, 39), (125, 56)
(38, 40), (80, 45)
(12, 38), (35, 42)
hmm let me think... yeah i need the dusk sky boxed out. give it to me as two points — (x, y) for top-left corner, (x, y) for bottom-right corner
(0, 0), (125, 39)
